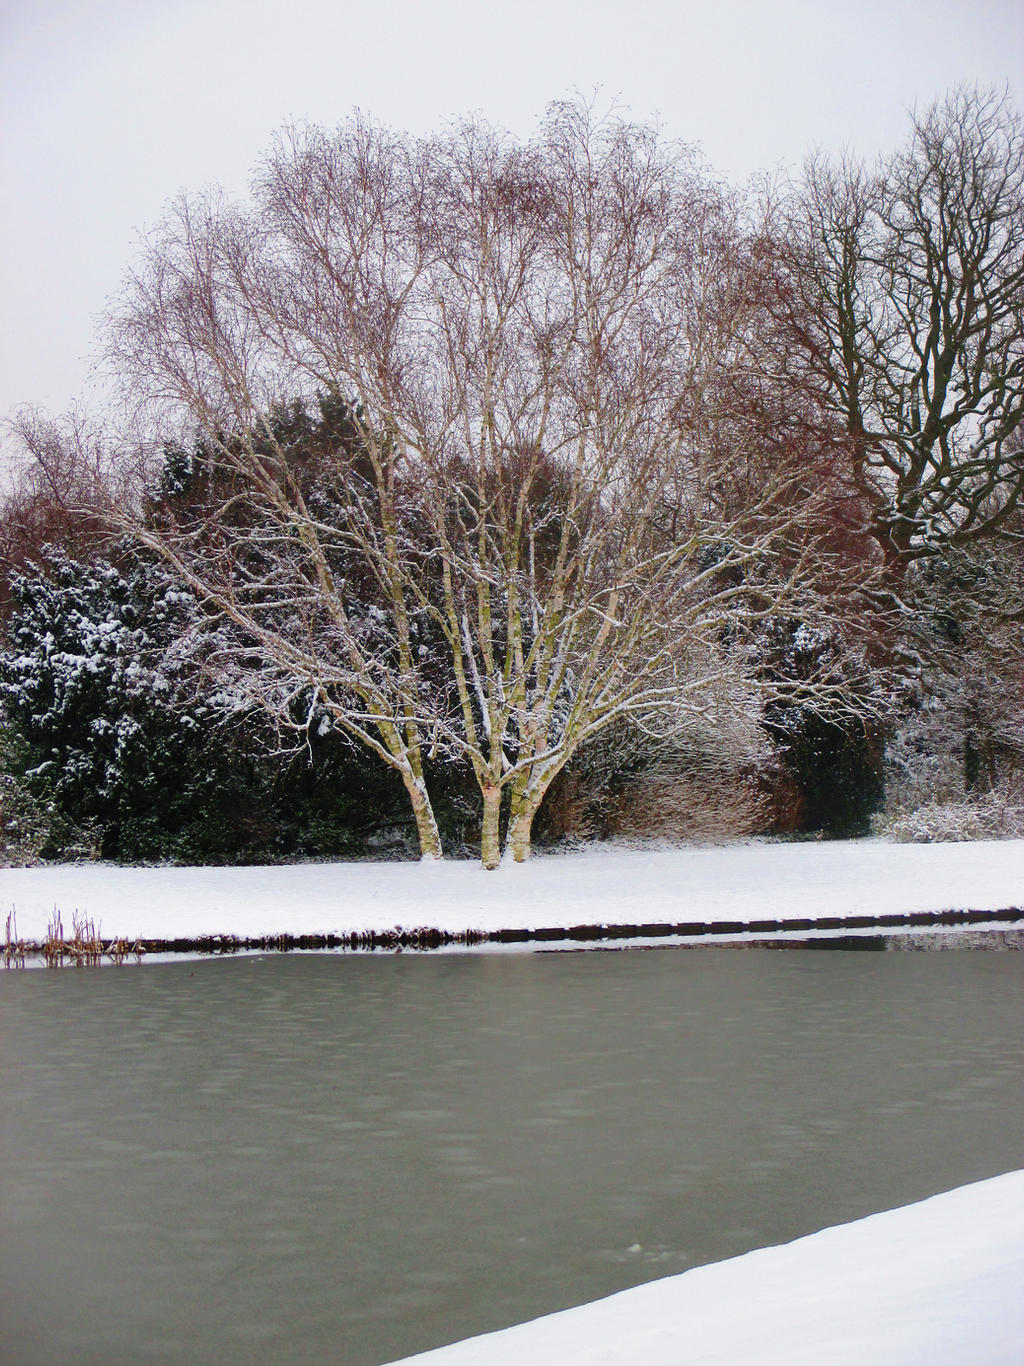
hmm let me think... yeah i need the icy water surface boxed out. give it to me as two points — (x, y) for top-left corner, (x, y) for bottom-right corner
(1, 950), (1022, 1366)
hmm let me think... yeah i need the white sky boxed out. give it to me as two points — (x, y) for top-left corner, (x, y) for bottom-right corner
(1, 0), (1021, 441)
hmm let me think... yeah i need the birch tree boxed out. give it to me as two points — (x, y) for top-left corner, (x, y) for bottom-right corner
(104, 101), (872, 867)
(104, 200), (448, 858)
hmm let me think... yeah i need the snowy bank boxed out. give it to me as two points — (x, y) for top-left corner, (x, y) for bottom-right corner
(2, 837), (1022, 945)
(383, 1170), (1024, 1366)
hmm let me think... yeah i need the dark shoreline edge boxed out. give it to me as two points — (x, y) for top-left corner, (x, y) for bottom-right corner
(8, 905), (1024, 962)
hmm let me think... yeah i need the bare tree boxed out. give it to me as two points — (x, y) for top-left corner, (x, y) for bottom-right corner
(96, 166), (458, 858)
(0, 408), (130, 596)
(103, 101), (875, 867)
(777, 87), (1024, 575)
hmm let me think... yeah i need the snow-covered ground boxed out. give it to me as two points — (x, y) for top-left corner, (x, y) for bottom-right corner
(383, 1171), (1024, 1366)
(2, 837), (1022, 943)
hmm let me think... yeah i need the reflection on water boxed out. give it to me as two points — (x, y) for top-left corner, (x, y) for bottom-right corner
(1, 950), (1022, 1366)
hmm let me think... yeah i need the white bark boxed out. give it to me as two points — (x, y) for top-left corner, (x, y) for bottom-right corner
(96, 100), (885, 868)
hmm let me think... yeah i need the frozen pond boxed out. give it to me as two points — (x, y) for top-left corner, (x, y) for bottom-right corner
(1, 950), (1022, 1366)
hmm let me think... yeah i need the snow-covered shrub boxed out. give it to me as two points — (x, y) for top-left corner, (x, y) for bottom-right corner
(0, 547), (295, 861)
(875, 793), (1024, 843)
(0, 547), (456, 862)
(880, 703), (966, 812)
(883, 645), (1023, 815)
(880, 544), (1024, 827)
(0, 735), (52, 864)
(0, 727), (103, 864)
(0, 548), (209, 852)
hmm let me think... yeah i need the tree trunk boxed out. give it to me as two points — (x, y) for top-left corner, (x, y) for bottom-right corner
(400, 770), (444, 861)
(505, 789), (544, 863)
(480, 782), (502, 870)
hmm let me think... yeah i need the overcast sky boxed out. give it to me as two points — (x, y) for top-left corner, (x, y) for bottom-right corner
(1, 0), (1021, 441)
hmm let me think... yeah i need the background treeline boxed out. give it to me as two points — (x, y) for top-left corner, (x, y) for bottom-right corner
(1, 88), (1023, 866)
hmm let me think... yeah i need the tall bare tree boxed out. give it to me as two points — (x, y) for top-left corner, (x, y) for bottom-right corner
(103, 101), (873, 866)
(777, 87), (1024, 575)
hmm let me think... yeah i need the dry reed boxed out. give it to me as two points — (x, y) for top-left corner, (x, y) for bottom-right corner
(4, 908), (27, 968)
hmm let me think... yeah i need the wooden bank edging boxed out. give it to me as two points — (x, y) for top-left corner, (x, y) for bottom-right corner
(83, 903), (1024, 957)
